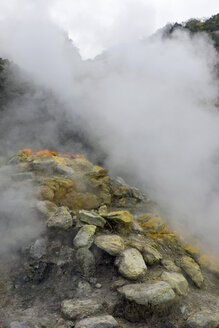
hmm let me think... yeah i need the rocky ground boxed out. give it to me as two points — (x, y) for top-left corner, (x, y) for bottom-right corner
(0, 149), (219, 328)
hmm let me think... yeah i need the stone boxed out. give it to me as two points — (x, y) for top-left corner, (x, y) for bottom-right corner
(76, 247), (96, 276)
(78, 210), (106, 228)
(12, 172), (34, 181)
(30, 239), (47, 260)
(75, 315), (118, 328)
(36, 200), (57, 218)
(47, 206), (73, 230)
(142, 244), (162, 265)
(103, 211), (132, 224)
(76, 281), (92, 297)
(118, 281), (175, 308)
(74, 225), (96, 248)
(61, 299), (103, 320)
(183, 244), (200, 262)
(161, 271), (189, 296)
(95, 234), (125, 256)
(115, 248), (147, 280)
(7, 322), (41, 328)
(32, 158), (55, 170)
(186, 310), (219, 328)
(54, 164), (74, 176)
(95, 283), (102, 289)
(161, 259), (181, 272)
(180, 256), (204, 288)
(139, 215), (164, 233)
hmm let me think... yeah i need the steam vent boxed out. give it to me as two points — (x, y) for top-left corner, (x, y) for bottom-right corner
(0, 149), (219, 328)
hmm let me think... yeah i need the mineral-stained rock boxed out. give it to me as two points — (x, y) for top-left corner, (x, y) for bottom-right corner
(95, 234), (125, 256)
(76, 247), (96, 276)
(161, 271), (188, 296)
(54, 164), (74, 176)
(118, 281), (175, 308)
(161, 259), (181, 272)
(73, 225), (97, 248)
(142, 244), (162, 265)
(78, 210), (106, 228)
(183, 244), (200, 262)
(64, 192), (100, 210)
(180, 256), (204, 288)
(103, 211), (132, 224)
(47, 206), (73, 230)
(75, 315), (118, 328)
(137, 215), (165, 233)
(30, 239), (47, 260)
(61, 299), (103, 320)
(186, 310), (219, 328)
(115, 248), (147, 279)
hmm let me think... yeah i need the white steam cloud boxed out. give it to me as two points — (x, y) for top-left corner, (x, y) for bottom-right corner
(0, 1), (218, 253)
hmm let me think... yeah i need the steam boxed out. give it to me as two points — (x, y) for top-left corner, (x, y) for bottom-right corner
(0, 1), (218, 253)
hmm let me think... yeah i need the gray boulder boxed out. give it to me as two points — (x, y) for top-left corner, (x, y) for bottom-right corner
(180, 256), (204, 288)
(118, 281), (175, 308)
(76, 247), (96, 276)
(61, 299), (103, 320)
(47, 206), (73, 230)
(161, 271), (188, 296)
(75, 315), (118, 328)
(30, 239), (47, 260)
(142, 244), (162, 265)
(95, 234), (125, 256)
(74, 225), (96, 248)
(115, 248), (147, 279)
(186, 310), (219, 328)
(78, 210), (106, 228)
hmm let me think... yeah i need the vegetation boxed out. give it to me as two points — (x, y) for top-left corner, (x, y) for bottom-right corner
(166, 13), (219, 50)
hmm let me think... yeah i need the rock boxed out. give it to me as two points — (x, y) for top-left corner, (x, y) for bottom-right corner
(186, 310), (219, 328)
(78, 210), (106, 228)
(61, 299), (103, 320)
(95, 234), (125, 256)
(47, 206), (73, 230)
(115, 248), (147, 280)
(12, 172), (34, 181)
(161, 271), (189, 296)
(36, 200), (57, 218)
(55, 164), (74, 176)
(95, 283), (102, 289)
(76, 247), (96, 276)
(74, 225), (96, 248)
(131, 221), (144, 233)
(138, 215), (164, 233)
(142, 244), (162, 265)
(118, 281), (175, 308)
(180, 256), (204, 288)
(54, 246), (74, 266)
(65, 192), (100, 210)
(111, 278), (127, 290)
(32, 158), (55, 170)
(98, 205), (108, 215)
(30, 239), (47, 260)
(7, 322), (41, 328)
(161, 259), (181, 272)
(76, 281), (92, 297)
(183, 244), (200, 262)
(75, 315), (118, 328)
(103, 211), (132, 224)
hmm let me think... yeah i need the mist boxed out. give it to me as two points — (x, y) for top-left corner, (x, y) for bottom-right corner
(0, 1), (218, 254)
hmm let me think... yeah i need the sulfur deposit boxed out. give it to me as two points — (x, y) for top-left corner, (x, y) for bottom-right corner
(0, 150), (219, 328)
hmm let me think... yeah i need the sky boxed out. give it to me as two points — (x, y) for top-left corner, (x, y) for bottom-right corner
(0, 0), (218, 58)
